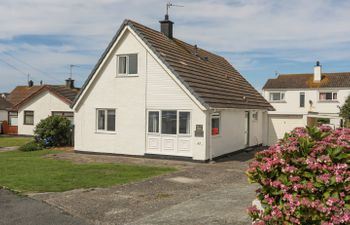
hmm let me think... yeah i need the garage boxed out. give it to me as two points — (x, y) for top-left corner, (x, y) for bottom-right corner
(267, 114), (305, 146)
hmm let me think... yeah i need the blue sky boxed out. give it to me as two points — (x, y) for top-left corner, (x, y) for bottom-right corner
(1, 0), (350, 92)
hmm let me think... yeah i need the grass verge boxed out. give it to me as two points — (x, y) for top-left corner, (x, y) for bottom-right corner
(0, 150), (175, 193)
(0, 136), (33, 148)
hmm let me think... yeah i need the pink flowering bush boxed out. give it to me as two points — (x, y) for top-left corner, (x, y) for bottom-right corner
(247, 126), (350, 225)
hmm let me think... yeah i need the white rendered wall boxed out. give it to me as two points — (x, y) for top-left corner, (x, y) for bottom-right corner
(18, 91), (72, 135)
(211, 109), (265, 158)
(0, 110), (7, 121)
(263, 89), (350, 115)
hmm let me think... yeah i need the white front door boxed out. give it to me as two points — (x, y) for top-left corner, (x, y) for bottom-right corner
(146, 110), (192, 157)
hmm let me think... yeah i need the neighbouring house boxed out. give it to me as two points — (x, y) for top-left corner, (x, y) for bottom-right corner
(262, 61), (350, 145)
(72, 16), (273, 161)
(0, 96), (12, 133)
(3, 79), (79, 135)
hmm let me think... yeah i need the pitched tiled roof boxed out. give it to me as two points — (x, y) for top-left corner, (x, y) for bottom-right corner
(0, 97), (12, 110)
(263, 72), (350, 89)
(9, 85), (80, 109)
(73, 19), (273, 110)
(7, 86), (42, 106)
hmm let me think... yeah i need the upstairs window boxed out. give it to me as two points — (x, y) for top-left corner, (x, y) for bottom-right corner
(269, 92), (285, 102)
(117, 54), (138, 75)
(24, 111), (34, 125)
(319, 92), (337, 101)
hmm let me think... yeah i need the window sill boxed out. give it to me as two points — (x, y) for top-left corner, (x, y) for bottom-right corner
(95, 131), (117, 135)
(212, 134), (221, 138)
(23, 124), (34, 126)
(269, 101), (287, 103)
(317, 101), (339, 103)
(116, 74), (139, 78)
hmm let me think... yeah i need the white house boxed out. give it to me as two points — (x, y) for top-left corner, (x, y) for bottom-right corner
(262, 62), (350, 145)
(72, 17), (273, 161)
(11, 79), (79, 135)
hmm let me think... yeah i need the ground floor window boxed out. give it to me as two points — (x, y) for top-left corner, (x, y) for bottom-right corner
(211, 113), (220, 135)
(24, 111), (34, 125)
(52, 111), (74, 124)
(148, 110), (191, 135)
(96, 109), (116, 132)
(8, 111), (18, 126)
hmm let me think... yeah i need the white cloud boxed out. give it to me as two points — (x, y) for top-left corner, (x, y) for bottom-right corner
(0, 0), (350, 91)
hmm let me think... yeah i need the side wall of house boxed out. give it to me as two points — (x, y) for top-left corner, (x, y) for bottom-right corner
(211, 109), (265, 158)
(0, 110), (7, 121)
(18, 91), (72, 135)
(74, 30), (147, 155)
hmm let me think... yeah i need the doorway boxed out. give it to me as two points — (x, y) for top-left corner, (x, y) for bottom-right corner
(244, 111), (250, 146)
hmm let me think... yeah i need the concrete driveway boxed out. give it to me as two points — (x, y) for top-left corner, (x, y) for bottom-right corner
(29, 148), (261, 225)
(0, 189), (89, 225)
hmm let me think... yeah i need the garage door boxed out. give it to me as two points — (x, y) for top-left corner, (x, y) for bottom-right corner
(268, 115), (304, 146)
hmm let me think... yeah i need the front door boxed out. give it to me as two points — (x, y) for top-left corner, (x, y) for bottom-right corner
(244, 111), (250, 146)
(146, 110), (192, 157)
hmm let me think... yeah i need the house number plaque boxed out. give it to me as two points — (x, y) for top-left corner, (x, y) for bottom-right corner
(195, 124), (204, 137)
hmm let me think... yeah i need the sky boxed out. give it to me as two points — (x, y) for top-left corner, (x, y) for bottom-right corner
(1, 0), (350, 92)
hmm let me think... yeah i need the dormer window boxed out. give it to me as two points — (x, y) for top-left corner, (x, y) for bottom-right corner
(269, 92), (285, 102)
(319, 92), (337, 101)
(117, 54), (138, 75)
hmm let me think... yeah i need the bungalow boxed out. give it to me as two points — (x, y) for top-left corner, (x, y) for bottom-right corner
(72, 16), (273, 161)
(4, 79), (79, 135)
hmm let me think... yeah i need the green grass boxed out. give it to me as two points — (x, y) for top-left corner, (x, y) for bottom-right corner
(0, 150), (176, 193)
(0, 136), (33, 147)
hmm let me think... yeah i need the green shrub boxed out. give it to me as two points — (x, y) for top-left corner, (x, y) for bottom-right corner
(19, 141), (43, 152)
(34, 115), (72, 147)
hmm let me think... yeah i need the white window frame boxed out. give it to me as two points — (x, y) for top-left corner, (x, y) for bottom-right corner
(269, 92), (285, 102)
(116, 53), (138, 76)
(147, 110), (161, 135)
(147, 110), (192, 137)
(211, 112), (221, 136)
(96, 108), (116, 133)
(319, 91), (338, 102)
(178, 111), (191, 136)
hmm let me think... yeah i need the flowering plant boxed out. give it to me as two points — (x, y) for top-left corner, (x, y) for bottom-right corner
(246, 126), (350, 225)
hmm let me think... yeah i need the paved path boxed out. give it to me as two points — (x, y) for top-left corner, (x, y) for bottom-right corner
(0, 189), (90, 225)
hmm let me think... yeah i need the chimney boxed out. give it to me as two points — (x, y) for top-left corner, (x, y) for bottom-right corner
(65, 78), (75, 89)
(314, 61), (322, 82)
(159, 15), (174, 39)
(28, 80), (34, 87)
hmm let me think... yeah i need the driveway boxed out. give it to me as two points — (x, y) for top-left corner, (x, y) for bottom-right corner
(30, 148), (262, 225)
(0, 189), (89, 225)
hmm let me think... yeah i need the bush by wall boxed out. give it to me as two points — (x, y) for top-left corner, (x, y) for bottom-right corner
(34, 116), (72, 147)
(247, 126), (350, 225)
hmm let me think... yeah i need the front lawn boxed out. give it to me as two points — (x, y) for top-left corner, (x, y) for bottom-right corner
(0, 136), (33, 148)
(0, 150), (175, 193)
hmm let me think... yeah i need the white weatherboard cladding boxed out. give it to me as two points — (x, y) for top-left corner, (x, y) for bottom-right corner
(211, 109), (265, 158)
(146, 53), (207, 160)
(18, 91), (72, 135)
(0, 110), (7, 121)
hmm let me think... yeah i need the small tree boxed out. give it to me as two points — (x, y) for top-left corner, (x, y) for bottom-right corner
(340, 95), (350, 127)
(34, 115), (72, 147)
